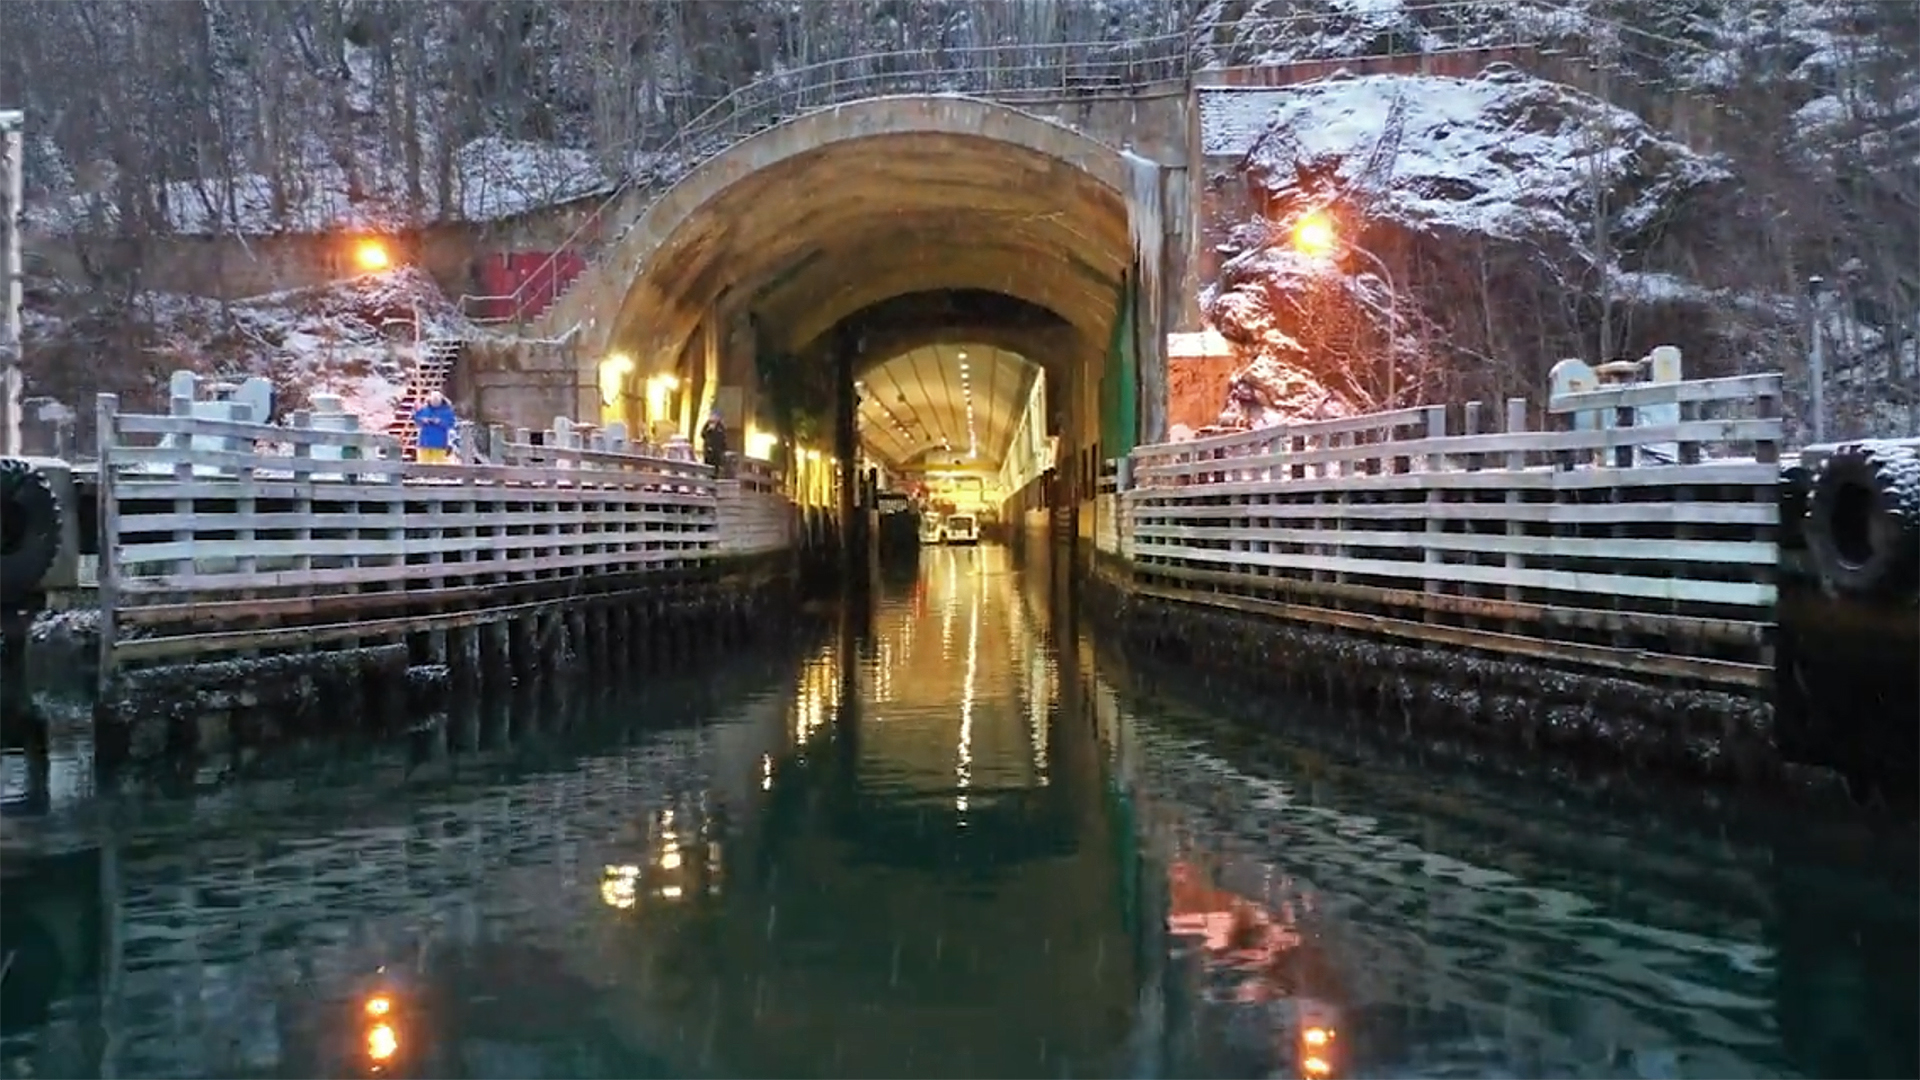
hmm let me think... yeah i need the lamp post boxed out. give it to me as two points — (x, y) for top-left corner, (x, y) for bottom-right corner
(1290, 209), (1403, 407)
(2, 108), (24, 455)
(1806, 275), (1827, 445)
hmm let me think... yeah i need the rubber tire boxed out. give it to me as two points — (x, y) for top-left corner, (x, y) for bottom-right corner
(0, 459), (63, 606)
(0, 910), (64, 1034)
(1778, 462), (1812, 552)
(1805, 442), (1920, 601)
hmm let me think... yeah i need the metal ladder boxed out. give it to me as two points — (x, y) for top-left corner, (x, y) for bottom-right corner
(387, 337), (464, 459)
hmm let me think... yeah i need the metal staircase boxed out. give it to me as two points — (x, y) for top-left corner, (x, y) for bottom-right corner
(387, 337), (464, 459)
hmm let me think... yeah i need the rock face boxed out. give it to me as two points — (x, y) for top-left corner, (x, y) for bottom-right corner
(1217, 354), (1359, 430)
(1200, 65), (1747, 413)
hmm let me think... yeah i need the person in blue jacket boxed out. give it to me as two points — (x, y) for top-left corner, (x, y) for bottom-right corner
(413, 391), (457, 463)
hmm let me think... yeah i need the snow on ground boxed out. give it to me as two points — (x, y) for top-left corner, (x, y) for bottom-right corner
(59, 269), (480, 435)
(1193, 0), (1539, 68)
(1203, 68), (1729, 250)
(452, 137), (617, 221)
(219, 269), (474, 430)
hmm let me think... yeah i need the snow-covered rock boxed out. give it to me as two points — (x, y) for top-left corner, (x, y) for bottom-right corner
(1194, 0), (1918, 440)
(1201, 66), (1743, 412)
(1212, 67), (1733, 250)
(1218, 353), (1360, 429)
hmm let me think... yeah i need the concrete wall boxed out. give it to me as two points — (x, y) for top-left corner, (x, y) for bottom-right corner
(1012, 84), (1191, 166)
(457, 337), (584, 434)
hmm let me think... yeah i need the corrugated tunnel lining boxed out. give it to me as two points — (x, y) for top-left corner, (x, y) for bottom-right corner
(608, 130), (1135, 362)
(856, 344), (1039, 465)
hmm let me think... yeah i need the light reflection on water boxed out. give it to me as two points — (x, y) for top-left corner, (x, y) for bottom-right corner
(0, 544), (1912, 1079)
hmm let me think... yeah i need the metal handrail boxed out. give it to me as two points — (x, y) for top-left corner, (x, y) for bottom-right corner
(457, 0), (1714, 328)
(458, 32), (1193, 324)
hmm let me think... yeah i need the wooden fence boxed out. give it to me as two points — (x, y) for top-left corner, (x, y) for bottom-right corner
(1114, 372), (1783, 690)
(95, 394), (792, 675)
(718, 458), (797, 557)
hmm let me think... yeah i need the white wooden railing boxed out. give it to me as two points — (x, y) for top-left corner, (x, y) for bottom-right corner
(93, 393), (793, 671)
(718, 457), (796, 558)
(1111, 370), (1784, 689)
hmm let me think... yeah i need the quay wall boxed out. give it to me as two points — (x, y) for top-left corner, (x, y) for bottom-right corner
(1080, 366), (1801, 791)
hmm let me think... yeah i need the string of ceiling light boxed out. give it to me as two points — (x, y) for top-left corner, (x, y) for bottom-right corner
(855, 377), (916, 449)
(960, 349), (976, 459)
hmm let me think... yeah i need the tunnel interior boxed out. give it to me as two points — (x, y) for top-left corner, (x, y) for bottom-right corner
(593, 110), (1151, 513)
(839, 291), (1058, 477)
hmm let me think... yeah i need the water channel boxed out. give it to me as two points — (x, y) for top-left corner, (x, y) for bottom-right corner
(2, 546), (1915, 1079)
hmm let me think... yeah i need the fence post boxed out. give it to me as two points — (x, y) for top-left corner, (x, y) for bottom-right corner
(1504, 398), (1527, 604)
(93, 393), (120, 698)
(1423, 405), (1447, 611)
(290, 410), (315, 595)
(230, 400), (260, 592)
(551, 416), (575, 469)
(456, 420), (478, 465)
(1463, 401), (1483, 473)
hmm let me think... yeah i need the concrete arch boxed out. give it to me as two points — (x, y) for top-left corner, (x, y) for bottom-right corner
(551, 95), (1147, 460)
(834, 292), (1077, 381)
(577, 96), (1136, 362)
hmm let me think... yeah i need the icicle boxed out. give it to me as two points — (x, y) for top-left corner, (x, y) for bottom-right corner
(1123, 150), (1168, 443)
(1123, 150), (1164, 321)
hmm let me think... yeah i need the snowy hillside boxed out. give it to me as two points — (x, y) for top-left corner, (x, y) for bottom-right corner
(1202, 68), (1732, 249)
(10, 0), (1184, 237)
(1187, 0), (1917, 436)
(1190, 0), (1918, 439)
(20, 269), (479, 436)
(31, 138), (618, 236)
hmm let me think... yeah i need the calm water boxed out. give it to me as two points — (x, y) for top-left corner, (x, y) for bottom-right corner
(2, 545), (1915, 1079)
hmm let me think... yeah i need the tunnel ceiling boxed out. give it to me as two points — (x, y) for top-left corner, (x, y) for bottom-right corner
(606, 123), (1134, 383)
(856, 343), (1036, 469)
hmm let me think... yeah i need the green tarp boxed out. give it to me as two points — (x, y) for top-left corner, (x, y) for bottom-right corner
(1101, 270), (1139, 461)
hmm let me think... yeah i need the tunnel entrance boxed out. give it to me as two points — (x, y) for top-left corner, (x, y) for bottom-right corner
(583, 97), (1175, 532)
(841, 290), (1058, 529)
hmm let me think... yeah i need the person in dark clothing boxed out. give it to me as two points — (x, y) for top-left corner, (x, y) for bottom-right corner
(700, 407), (729, 475)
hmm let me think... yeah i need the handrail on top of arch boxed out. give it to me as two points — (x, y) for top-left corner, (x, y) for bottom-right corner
(458, 31), (1193, 323)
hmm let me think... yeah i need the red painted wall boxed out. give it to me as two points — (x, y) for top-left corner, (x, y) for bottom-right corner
(471, 251), (590, 319)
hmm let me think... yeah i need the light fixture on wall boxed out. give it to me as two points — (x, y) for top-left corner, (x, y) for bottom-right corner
(598, 353), (635, 408)
(353, 238), (393, 272)
(1292, 209), (1337, 258)
(644, 372), (680, 424)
